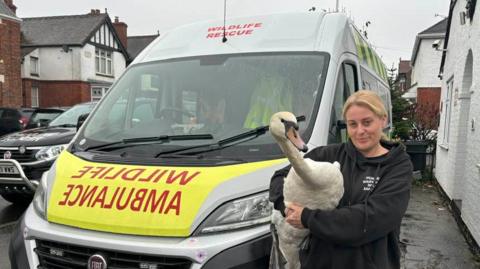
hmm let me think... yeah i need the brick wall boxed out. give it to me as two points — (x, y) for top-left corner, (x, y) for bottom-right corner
(0, 19), (22, 107)
(22, 79), (91, 107)
(113, 17), (128, 49)
(417, 87), (441, 112)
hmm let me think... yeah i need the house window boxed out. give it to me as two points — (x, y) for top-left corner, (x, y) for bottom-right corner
(30, 57), (39, 76)
(442, 78), (454, 144)
(95, 48), (113, 76)
(31, 87), (39, 107)
(91, 86), (109, 102)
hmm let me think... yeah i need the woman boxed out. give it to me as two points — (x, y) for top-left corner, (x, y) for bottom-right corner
(269, 90), (413, 269)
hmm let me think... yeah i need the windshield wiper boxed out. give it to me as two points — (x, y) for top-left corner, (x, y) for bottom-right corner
(82, 134), (214, 152)
(155, 126), (269, 157)
(155, 115), (306, 158)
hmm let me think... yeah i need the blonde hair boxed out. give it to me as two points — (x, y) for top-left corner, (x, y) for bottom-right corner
(342, 90), (387, 120)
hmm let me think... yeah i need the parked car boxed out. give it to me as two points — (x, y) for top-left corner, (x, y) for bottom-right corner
(19, 108), (65, 129)
(0, 108), (24, 137)
(0, 102), (96, 204)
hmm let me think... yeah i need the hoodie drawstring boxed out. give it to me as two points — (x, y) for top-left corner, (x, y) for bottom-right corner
(348, 154), (357, 206)
(363, 163), (382, 233)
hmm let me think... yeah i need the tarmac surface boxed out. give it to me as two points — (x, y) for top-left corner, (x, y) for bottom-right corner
(400, 183), (480, 269)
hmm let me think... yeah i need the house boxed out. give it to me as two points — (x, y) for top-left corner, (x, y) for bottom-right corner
(126, 33), (159, 65)
(395, 59), (412, 93)
(436, 0), (480, 251)
(403, 19), (447, 111)
(0, 0), (21, 107)
(20, 9), (129, 107)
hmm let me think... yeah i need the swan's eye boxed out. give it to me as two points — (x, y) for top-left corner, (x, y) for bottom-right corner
(280, 119), (285, 123)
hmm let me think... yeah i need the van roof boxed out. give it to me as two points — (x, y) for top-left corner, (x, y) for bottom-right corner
(135, 12), (331, 63)
(133, 11), (388, 83)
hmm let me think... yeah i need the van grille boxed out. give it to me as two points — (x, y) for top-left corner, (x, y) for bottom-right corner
(35, 239), (193, 269)
(0, 148), (38, 163)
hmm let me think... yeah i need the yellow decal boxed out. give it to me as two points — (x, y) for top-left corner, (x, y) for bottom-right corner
(47, 151), (286, 237)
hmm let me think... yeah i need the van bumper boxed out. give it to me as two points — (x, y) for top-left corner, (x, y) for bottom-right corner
(9, 205), (272, 269)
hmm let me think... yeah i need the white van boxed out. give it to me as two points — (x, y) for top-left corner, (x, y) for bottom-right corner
(9, 11), (391, 269)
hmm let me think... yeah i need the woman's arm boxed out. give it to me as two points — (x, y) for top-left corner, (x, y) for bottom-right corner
(299, 159), (412, 247)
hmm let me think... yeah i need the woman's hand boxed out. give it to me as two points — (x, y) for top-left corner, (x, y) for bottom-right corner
(285, 203), (305, 229)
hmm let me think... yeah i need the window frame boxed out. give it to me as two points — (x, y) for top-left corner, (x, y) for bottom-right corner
(30, 56), (39, 76)
(91, 86), (109, 102)
(31, 87), (39, 108)
(95, 48), (114, 76)
(442, 77), (454, 145)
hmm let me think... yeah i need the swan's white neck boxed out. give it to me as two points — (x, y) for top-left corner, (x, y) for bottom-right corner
(276, 136), (313, 184)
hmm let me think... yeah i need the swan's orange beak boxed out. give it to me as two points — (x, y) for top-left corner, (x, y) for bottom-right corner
(285, 122), (308, 153)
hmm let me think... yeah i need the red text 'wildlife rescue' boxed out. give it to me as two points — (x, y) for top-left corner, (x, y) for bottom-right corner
(206, 22), (262, 39)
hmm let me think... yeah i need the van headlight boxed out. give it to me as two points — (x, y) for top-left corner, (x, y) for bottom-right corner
(33, 171), (48, 219)
(35, 144), (68, 161)
(196, 192), (272, 235)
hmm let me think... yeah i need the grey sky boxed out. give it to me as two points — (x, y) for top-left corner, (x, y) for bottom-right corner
(15, 0), (450, 70)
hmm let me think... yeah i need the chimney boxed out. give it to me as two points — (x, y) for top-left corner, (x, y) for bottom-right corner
(113, 16), (128, 49)
(4, 0), (17, 14)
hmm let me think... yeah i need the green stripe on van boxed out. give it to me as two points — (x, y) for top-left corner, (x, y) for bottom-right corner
(362, 40), (374, 69)
(372, 52), (382, 77)
(353, 30), (388, 82)
(353, 31), (365, 61)
(381, 62), (388, 81)
(371, 49), (382, 76)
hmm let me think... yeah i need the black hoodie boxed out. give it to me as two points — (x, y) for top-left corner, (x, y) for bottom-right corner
(269, 140), (412, 269)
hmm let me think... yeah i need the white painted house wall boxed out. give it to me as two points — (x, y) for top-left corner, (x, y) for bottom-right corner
(81, 44), (126, 83)
(22, 46), (126, 83)
(411, 39), (444, 88)
(22, 19), (127, 87)
(436, 0), (480, 245)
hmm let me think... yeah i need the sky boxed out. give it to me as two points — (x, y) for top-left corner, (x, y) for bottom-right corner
(14, 0), (451, 71)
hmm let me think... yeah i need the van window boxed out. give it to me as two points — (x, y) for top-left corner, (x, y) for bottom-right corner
(81, 53), (329, 159)
(328, 63), (357, 144)
(360, 67), (392, 130)
(344, 63), (358, 93)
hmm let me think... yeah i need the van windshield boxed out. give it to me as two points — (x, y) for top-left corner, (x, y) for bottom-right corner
(79, 53), (327, 159)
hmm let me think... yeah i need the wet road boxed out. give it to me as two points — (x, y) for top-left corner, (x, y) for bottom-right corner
(0, 197), (28, 269)
(400, 184), (480, 269)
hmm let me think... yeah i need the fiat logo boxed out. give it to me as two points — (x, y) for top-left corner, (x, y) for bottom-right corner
(18, 146), (26, 154)
(3, 151), (11, 159)
(87, 253), (108, 269)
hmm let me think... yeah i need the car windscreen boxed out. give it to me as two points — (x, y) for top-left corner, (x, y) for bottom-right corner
(49, 104), (95, 127)
(28, 111), (63, 126)
(79, 53), (328, 158)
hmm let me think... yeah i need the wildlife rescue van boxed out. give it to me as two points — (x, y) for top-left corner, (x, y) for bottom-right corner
(10, 11), (391, 269)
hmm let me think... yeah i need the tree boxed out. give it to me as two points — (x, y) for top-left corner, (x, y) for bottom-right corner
(408, 101), (439, 142)
(387, 65), (413, 140)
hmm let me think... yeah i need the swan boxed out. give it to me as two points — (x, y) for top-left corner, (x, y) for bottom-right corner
(270, 111), (344, 269)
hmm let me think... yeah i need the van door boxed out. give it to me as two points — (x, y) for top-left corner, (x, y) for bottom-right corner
(328, 62), (358, 144)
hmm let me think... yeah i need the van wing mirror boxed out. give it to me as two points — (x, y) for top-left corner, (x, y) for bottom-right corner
(77, 113), (89, 130)
(337, 120), (347, 130)
(296, 115), (306, 122)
